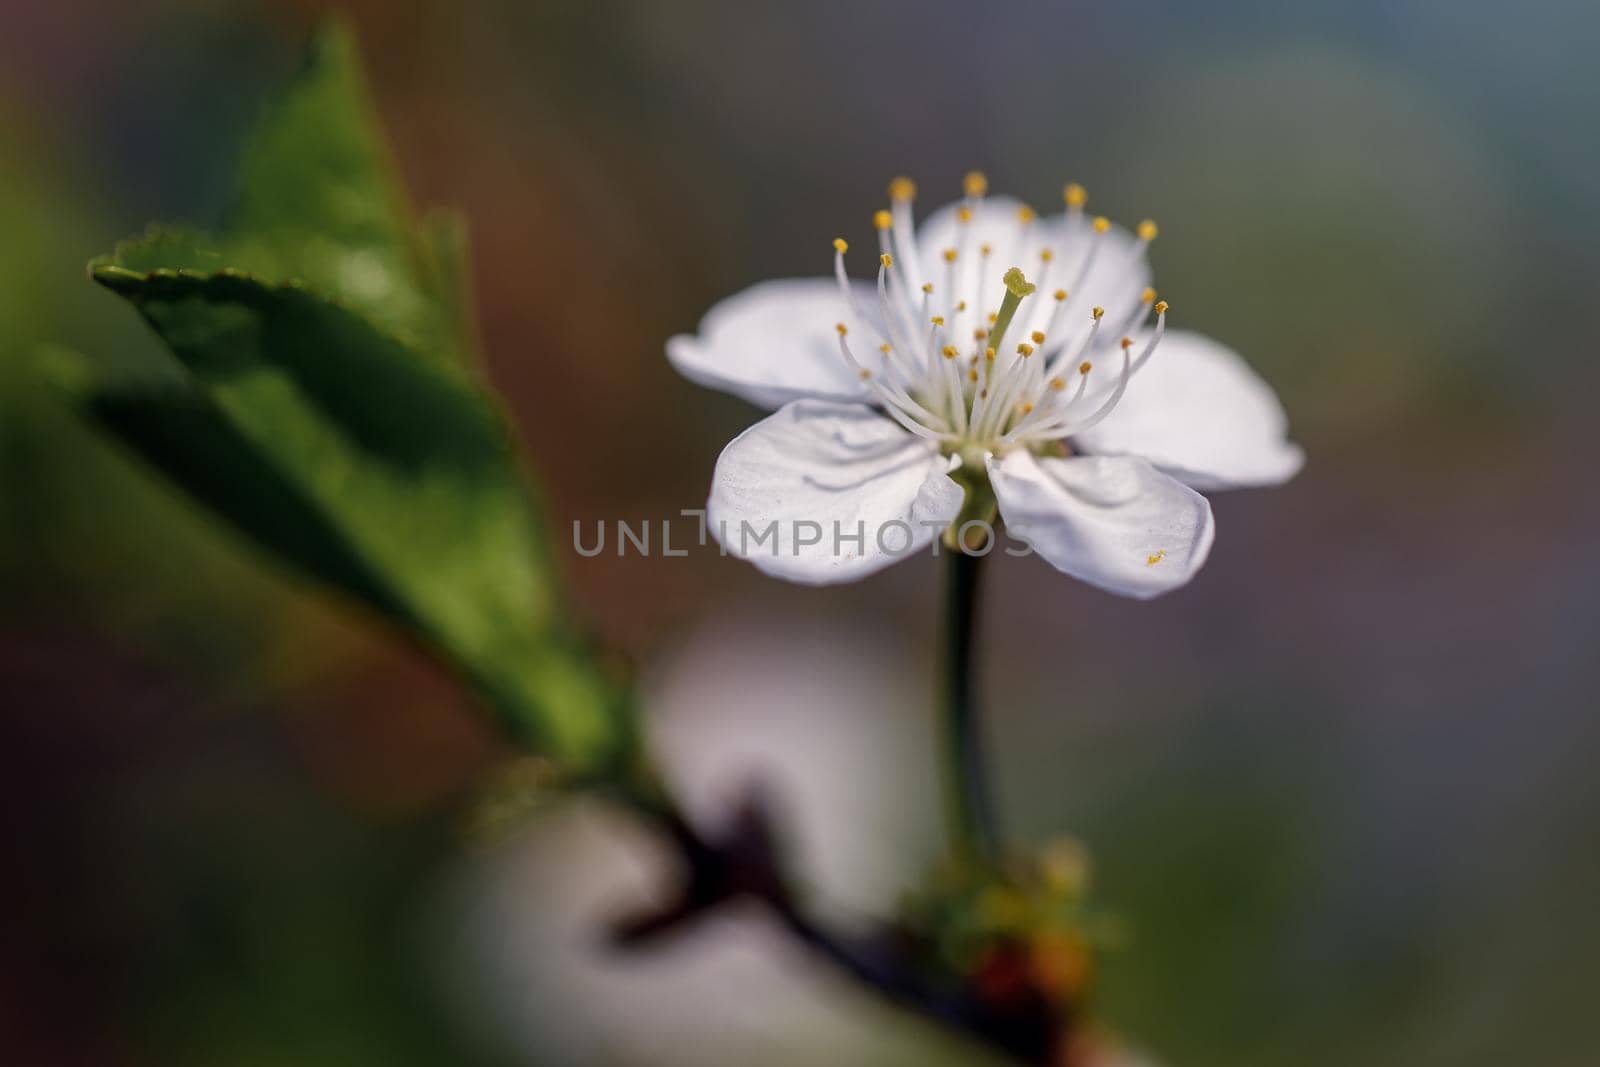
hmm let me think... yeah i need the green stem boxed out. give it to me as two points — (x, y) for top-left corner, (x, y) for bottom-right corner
(939, 547), (997, 864)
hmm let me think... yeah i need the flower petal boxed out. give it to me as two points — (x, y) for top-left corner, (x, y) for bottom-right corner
(914, 196), (1151, 338)
(989, 451), (1214, 599)
(667, 278), (876, 409)
(1072, 330), (1305, 490)
(708, 400), (963, 584)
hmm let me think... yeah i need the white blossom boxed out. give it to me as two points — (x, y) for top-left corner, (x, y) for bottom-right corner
(668, 175), (1302, 596)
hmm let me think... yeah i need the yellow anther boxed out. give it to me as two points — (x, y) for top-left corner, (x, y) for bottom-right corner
(943, 248), (959, 263)
(957, 301), (967, 311)
(1146, 549), (1167, 566)
(1137, 219), (1159, 241)
(879, 252), (894, 268)
(878, 343), (892, 354)
(1040, 248), (1054, 262)
(1121, 337), (1133, 350)
(1154, 300), (1169, 314)
(888, 175), (917, 202)
(942, 345), (959, 359)
(1092, 216), (1110, 233)
(1053, 288), (1068, 302)
(974, 328), (987, 340)
(985, 346), (997, 361)
(963, 170), (989, 198)
(1079, 360), (1092, 375)
(1030, 330), (1046, 344)
(873, 209), (892, 231)
(858, 368), (872, 380)
(1063, 182), (1088, 208)
(1003, 267), (1036, 297)
(1141, 286), (1157, 303)
(987, 312), (998, 324)
(957, 205), (974, 223)
(931, 315), (945, 326)
(1091, 306), (1105, 320)
(1017, 343), (1035, 357)
(980, 242), (993, 257)
(1018, 204), (1036, 223)
(1020, 401), (1034, 415)
(836, 322), (848, 335)
(1049, 377), (1066, 391)
(968, 367), (979, 381)
(833, 237), (848, 254)
(921, 282), (934, 294)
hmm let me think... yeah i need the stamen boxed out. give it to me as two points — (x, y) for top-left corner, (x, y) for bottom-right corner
(887, 175), (926, 293)
(1017, 205), (1036, 223)
(1043, 306), (1104, 380)
(833, 238), (848, 253)
(873, 210), (892, 231)
(963, 171), (989, 198)
(940, 338), (969, 433)
(1041, 219), (1112, 350)
(1137, 219), (1159, 242)
(943, 248), (959, 262)
(1127, 304), (1169, 376)
(1063, 182), (1088, 211)
(836, 332), (947, 438)
(880, 252), (894, 268)
(957, 206), (974, 223)
(1030, 330), (1046, 344)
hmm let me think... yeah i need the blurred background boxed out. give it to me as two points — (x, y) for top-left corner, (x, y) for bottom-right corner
(3, 1), (1597, 1064)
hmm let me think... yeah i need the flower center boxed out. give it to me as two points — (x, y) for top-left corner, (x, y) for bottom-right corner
(830, 173), (1168, 456)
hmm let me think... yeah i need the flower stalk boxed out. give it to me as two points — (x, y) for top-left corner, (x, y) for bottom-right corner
(939, 545), (998, 865)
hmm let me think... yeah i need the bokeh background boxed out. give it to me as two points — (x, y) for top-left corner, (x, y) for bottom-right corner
(4, 1), (1598, 1064)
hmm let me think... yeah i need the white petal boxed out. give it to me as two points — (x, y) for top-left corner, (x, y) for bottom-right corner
(708, 400), (963, 584)
(989, 451), (1214, 599)
(914, 196), (1151, 336)
(666, 278), (876, 409)
(1072, 330), (1305, 490)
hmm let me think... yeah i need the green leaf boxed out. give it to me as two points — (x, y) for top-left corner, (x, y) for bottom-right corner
(225, 22), (466, 367)
(78, 23), (627, 773)
(81, 270), (619, 767)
